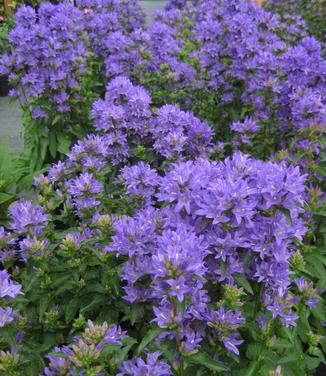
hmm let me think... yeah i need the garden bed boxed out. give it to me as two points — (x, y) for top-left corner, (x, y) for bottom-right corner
(0, 1), (325, 375)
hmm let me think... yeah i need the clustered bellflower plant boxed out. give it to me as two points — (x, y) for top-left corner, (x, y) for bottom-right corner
(0, 3), (91, 169)
(0, 0), (325, 375)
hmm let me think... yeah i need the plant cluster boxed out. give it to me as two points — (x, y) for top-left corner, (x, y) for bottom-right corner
(0, 0), (325, 375)
(264, 0), (326, 42)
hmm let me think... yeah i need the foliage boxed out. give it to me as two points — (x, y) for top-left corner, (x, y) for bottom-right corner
(0, 0), (325, 375)
(264, 0), (326, 43)
(0, 138), (40, 225)
(0, 17), (13, 57)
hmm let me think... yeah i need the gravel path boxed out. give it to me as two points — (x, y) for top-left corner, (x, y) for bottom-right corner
(0, 97), (23, 151)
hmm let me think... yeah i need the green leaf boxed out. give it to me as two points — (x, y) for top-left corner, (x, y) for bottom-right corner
(49, 131), (57, 159)
(0, 138), (12, 178)
(242, 360), (261, 376)
(271, 338), (293, 350)
(39, 295), (49, 322)
(305, 355), (322, 370)
(0, 192), (14, 205)
(136, 327), (162, 355)
(29, 146), (42, 172)
(1, 330), (17, 348)
(65, 297), (79, 323)
(57, 134), (71, 155)
(246, 343), (260, 359)
(188, 351), (229, 372)
(40, 137), (49, 163)
(278, 353), (300, 364)
(80, 295), (108, 314)
(51, 115), (61, 126)
(116, 337), (138, 363)
(234, 275), (254, 294)
(280, 207), (293, 225)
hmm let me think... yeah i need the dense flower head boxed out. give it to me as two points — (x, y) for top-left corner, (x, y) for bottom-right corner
(158, 152), (307, 290)
(231, 117), (260, 146)
(93, 76), (151, 134)
(91, 77), (151, 164)
(264, 0), (324, 41)
(0, 270), (22, 329)
(0, 270), (22, 300)
(44, 321), (127, 375)
(147, 18), (196, 87)
(9, 200), (49, 236)
(66, 172), (104, 215)
(152, 105), (213, 159)
(76, 0), (145, 32)
(120, 162), (159, 205)
(118, 352), (172, 376)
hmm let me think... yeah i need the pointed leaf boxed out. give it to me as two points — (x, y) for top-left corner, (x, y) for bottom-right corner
(234, 275), (254, 294)
(136, 327), (162, 355)
(188, 351), (229, 372)
(65, 297), (79, 323)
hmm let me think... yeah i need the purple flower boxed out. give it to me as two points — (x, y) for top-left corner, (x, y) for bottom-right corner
(151, 105), (212, 159)
(67, 173), (104, 214)
(231, 117), (260, 134)
(48, 161), (67, 183)
(0, 307), (15, 328)
(166, 276), (191, 302)
(266, 297), (298, 328)
(0, 270), (22, 299)
(107, 207), (160, 258)
(206, 308), (245, 331)
(103, 325), (127, 346)
(222, 334), (244, 356)
(9, 200), (49, 236)
(19, 237), (50, 260)
(294, 278), (320, 309)
(118, 352), (172, 376)
(68, 173), (103, 197)
(152, 303), (182, 328)
(1, 2), (89, 124)
(44, 346), (74, 376)
(257, 316), (269, 332)
(120, 162), (159, 204)
(179, 327), (202, 353)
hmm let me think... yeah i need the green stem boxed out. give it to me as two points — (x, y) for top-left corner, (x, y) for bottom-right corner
(173, 299), (185, 376)
(253, 283), (264, 320)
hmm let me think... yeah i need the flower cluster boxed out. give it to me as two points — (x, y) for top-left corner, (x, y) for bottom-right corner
(91, 76), (152, 164)
(118, 352), (172, 376)
(76, 0), (147, 79)
(152, 105), (213, 159)
(147, 1), (325, 165)
(0, 0), (325, 374)
(44, 320), (128, 375)
(0, 270), (22, 328)
(0, 1), (149, 169)
(264, 0), (326, 41)
(91, 76), (212, 164)
(9, 199), (49, 237)
(109, 152), (309, 357)
(0, 3), (88, 116)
